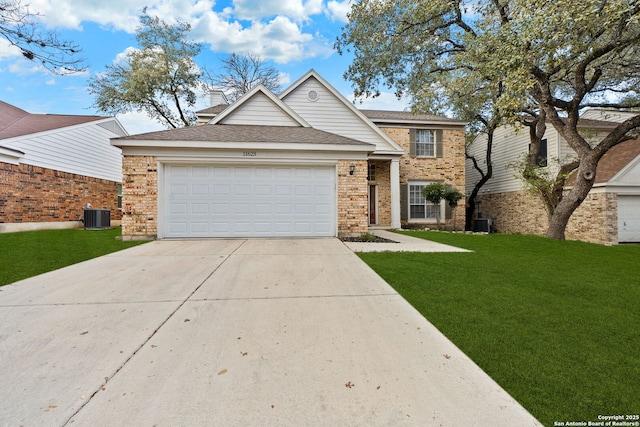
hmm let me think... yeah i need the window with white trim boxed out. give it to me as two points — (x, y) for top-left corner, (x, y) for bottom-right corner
(415, 129), (435, 157)
(409, 183), (440, 220)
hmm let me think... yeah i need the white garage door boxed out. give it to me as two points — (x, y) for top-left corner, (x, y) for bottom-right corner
(618, 195), (640, 243)
(163, 164), (336, 238)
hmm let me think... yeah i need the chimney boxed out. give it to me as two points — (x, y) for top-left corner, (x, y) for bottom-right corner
(209, 90), (229, 107)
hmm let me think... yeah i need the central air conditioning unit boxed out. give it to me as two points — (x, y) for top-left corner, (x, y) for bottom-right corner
(473, 218), (492, 233)
(84, 209), (111, 229)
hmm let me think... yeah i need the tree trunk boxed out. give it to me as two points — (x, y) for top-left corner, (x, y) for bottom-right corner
(465, 130), (494, 230)
(545, 158), (597, 240)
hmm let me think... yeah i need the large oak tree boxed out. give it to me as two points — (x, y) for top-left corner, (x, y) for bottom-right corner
(336, 0), (640, 240)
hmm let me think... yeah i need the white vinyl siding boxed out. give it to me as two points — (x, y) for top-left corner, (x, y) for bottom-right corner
(281, 78), (394, 152)
(162, 164), (336, 238)
(2, 119), (123, 182)
(219, 92), (301, 126)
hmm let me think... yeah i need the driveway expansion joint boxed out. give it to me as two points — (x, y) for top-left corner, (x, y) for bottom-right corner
(63, 240), (248, 426)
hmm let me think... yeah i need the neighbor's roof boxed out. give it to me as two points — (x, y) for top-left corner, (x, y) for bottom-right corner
(0, 100), (109, 140)
(566, 138), (640, 185)
(115, 124), (375, 146)
(361, 109), (467, 125)
(195, 104), (229, 116)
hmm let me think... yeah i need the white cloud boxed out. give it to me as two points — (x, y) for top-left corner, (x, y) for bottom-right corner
(21, 1), (338, 65)
(0, 39), (23, 60)
(348, 91), (411, 111)
(232, 0), (323, 21)
(278, 72), (291, 87)
(192, 13), (315, 63)
(116, 111), (165, 135)
(326, 0), (352, 23)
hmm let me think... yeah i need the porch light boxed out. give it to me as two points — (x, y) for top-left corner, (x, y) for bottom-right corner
(349, 163), (355, 175)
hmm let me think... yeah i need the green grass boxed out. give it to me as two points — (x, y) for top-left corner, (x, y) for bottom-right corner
(0, 227), (149, 286)
(358, 231), (640, 427)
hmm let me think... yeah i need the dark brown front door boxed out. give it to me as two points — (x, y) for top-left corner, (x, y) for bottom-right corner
(369, 185), (377, 225)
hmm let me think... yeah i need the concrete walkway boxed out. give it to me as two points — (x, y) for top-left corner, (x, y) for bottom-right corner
(342, 229), (472, 253)
(0, 238), (541, 426)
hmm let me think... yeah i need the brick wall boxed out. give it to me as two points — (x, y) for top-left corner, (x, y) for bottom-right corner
(379, 127), (466, 229)
(477, 190), (618, 245)
(121, 156), (158, 239)
(566, 192), (617, 245)
(0, 161), (121, 224)
(121, 158), (370, 238)
(337, 160), (368, 236)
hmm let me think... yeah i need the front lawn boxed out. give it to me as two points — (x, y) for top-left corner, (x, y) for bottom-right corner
(358, 231), (640, 427)
(0, 227), (149, 286)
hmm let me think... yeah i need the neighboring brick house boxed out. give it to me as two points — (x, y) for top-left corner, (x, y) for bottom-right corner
(466, 110), (640, 244)
(0, 101), (127, 232)
(114, 70), (466, 239)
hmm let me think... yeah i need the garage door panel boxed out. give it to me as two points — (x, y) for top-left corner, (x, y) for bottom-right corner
(169, 203), (187, 214)
(191, 204), (209, 215)
(192, 184), (209, 195)
(190, 222), (209, 233)
(163, 164), (336, 238)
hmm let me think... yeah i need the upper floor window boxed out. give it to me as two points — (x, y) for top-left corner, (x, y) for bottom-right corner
(415, 130), (435, 157)
(410, 129), (443, 158)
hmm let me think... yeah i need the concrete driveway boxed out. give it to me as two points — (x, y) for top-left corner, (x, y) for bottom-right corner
(0, 238), (541, 426)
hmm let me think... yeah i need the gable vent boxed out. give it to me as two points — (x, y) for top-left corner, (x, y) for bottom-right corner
(307, 90), (319, 102)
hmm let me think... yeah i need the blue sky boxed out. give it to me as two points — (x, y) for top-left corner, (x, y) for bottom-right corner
(0, 0), (409, 135)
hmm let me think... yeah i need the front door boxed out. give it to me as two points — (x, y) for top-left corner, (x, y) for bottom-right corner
(369, 185), (377, 225)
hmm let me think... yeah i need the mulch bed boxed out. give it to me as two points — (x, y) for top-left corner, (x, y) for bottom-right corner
(339, 235), (399, 243)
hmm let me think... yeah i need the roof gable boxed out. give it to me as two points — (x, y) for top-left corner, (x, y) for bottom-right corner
(210, 84), (309, 127)
(279, 70), (404, 154)
(609, 139), (640, 185)
(565, 138), (640, 186)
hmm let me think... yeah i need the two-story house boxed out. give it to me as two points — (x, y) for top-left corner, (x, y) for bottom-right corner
(466, 110), (640, 244)
(113, 70), (466, 239)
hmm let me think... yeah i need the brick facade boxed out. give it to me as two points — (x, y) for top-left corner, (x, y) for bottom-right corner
(0, 161), (121, 225)
(566, 192), (617, 245)
(337, 160), (369, 236)
(120, 158), (368, 239)
(379, 127), (466, 230)
(121, 156), (158, 239)
(476, 190), (618, 245)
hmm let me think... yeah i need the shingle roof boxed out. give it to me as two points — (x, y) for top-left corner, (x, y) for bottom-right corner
(361, 109), (466, 125)
(566, 138), (640, 185)
(0, 100), (109, 140)
(196, 104), (229, 116)
(115, 124), (374, 146)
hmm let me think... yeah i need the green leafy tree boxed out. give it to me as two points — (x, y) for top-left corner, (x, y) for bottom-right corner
(337, 0), (640, 240)
(421, 183), (448, 230)
(88, 12), (202, 128)
(0, 0), (84, 73)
